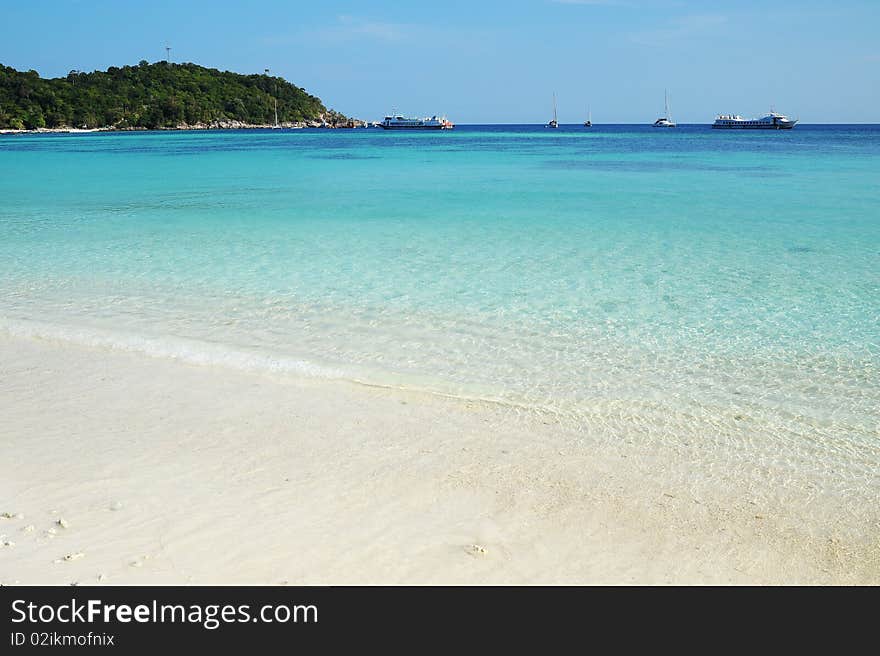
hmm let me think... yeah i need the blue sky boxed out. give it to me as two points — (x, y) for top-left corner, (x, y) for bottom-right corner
(2, 0), (879, 123)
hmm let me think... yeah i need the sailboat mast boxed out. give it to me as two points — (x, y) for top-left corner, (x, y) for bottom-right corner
(274, 98), (279, 127)
(553, 93), (557, 124)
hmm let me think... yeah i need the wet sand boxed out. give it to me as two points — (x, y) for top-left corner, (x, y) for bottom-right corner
(1, 334), (877, 584)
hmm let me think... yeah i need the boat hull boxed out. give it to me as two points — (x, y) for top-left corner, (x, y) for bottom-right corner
(378, 124), (451, 130)
(712, 120), (797, 130)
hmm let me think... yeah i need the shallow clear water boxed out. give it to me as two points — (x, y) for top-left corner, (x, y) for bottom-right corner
(2, 125), (879, 488)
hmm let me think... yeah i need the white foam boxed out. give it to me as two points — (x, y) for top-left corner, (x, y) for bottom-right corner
(0, 317), (346, 380)
(0, 315), (562, 416)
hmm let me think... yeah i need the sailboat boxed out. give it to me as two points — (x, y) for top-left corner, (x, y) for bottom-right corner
(272, 98), (281, 129)
(584, 107), (592, 128)
(653, 90), (676, 128)
(547, 93), (558, 128)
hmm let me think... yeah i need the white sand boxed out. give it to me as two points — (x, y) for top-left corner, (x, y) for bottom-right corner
(1, 333), (878, 584)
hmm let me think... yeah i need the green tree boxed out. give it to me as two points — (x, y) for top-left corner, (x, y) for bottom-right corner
(0, 61), (337, 130)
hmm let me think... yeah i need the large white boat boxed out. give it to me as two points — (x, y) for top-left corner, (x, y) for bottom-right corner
(379, 114), (454, 130)
(653, 89), (676, 128)
(713, 111), (798, 129)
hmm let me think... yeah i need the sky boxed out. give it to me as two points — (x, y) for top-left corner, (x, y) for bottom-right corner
(2, 0), (879, 123)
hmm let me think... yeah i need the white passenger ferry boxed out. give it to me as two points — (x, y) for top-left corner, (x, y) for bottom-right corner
(379, 114), (454, 130)
(712, 111), (797, 129)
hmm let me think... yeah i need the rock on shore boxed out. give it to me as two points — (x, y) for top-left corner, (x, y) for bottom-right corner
(1, 115), (368, 135)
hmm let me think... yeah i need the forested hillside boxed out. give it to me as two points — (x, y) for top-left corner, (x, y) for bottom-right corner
(0, 61), (340, 129)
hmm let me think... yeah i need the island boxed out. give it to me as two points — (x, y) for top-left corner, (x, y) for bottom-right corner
(0, 61), (363, 132)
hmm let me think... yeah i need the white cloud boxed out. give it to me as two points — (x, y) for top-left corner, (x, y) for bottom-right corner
(327, 15), (407, 43)
(264, 15), (499, 53)
(628, 14), (729, 46)
(261, 16), (416, 47)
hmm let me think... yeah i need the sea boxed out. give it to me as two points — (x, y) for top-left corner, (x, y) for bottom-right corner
(1, 124), (878, 498)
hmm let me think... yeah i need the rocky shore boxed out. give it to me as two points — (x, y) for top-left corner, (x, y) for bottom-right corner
(171, 116), (368, 130)
(1, 115), (368, 135)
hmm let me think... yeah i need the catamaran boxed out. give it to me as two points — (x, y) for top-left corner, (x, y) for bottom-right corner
(653, 90), (676, 128)
(548, 93), (558, 128)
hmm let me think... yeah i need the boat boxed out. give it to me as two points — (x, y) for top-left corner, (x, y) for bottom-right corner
(653, 90), (676, 128)
(378, 114), (454, 130)
(272, 98), (281, 129)
(584, 106), (592, 128)
(712, 110), (797, 129)
(548, 93), (558, 128)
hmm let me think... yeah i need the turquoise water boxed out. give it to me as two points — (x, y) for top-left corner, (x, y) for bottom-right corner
(1, 125), (878, 479)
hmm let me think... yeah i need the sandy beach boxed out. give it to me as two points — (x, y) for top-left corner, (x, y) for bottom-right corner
(1, 332), (877, 585)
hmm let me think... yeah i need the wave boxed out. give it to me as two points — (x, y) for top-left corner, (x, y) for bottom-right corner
(0, 315), (564, 417)
(0, 316), (346, 380)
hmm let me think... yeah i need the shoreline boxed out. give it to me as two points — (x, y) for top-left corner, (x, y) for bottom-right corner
(0, 118), (369, 136)
(2, 332), (877, 584)
(0, 124), (366, 136)
(3, 123), (874, 136)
